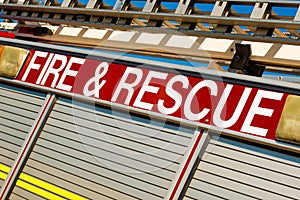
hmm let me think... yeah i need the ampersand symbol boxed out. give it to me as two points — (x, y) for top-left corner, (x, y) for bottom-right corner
(83, 62), (109, 98)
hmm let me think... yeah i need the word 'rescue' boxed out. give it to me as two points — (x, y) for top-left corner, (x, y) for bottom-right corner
(18, 51), (287, 139)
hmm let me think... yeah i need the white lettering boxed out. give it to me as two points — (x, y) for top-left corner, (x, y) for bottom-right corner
(133, 71), (168, 110)
(83, 62), (108, 98)
(40, 54), (67, 88)
(157, 75), (189, 114)
(184, 80), (218, 121)
(21, 51), (48, 81)
(111, 67), (143, 105)
(36, 53), (54, 84)
(57, 57), (84, 91)
(213, 85), (252, 128)
(241, 90), (283, 136)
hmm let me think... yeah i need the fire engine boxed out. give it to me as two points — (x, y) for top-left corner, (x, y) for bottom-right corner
(0, 0), (299, 199)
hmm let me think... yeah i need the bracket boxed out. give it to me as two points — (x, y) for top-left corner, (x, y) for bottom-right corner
(229, 43), (265, 77)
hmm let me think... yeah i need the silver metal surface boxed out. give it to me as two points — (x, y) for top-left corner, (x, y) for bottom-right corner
(0, 94), (55, 199)
(10, 96), (195, 199)
(183, 135), (300, 199)
(0, 76), (299, 155)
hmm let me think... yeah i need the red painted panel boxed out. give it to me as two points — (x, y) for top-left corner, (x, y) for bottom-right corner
(17, 50), (288, 140)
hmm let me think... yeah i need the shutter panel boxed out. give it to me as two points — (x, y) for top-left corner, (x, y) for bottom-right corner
(11, 97), (196, 199)
(183, 136), (300, 199)
(0, 83), (46, 189)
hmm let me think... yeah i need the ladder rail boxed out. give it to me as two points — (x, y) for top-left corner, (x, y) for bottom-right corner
(1, 4), (300, 30)
(0, 0), (300, 77)
(1, 0), (300, 36)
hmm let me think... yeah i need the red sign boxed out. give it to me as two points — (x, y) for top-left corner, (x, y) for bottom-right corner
(17, 50), (288, 139)
(0, 31), (15, 38)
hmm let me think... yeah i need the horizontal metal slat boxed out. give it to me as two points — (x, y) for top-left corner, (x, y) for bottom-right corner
(84, 113), (191, 148)
(0, 102), (38, 120)
(0, 83), (47, 196)
(9, 193), (26, 200)
(0, 149), (18, 170)
(49, 110), (188, 156)
(29, 150), (164, 200)
(189, 174), (257, 200)
(56, 101), (193, 142)
(59, 99), (194, 136)
(183, 196), (199, 200)
(10, 187), (45, 200)
(0, 140), (20, 155)
(45, 117), (183, 169)
(185, 182), (245, 200)
(36, 136), (173, 191)
(41, 129), (176, 179)
(42, 124), (178, 177)
(0, 124), (27, 138)
(25, 160), (128, 200)
(13, 96), (195, 199)
(0, 110), (35, 126)
(43, 119), (177, 174)
(9, 193), (28, 200)
(0, 94), (43, 111)
(0, 84), (45, 101)
(202, 146), (300, 187)
(211, 137), (300, 165)
(183, 136), (300, 199)
(207, 140), (300, 178)
(0, 153), (15, 167)
(0, 131), (24, 147)
(196, 162), (298, 199)
(183, 195), (202, 200)
(0, 180), (4, 191)
(0, 117), (31, 133)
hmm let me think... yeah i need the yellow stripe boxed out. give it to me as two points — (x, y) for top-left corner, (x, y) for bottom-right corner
(19, 173), (86, 200)
(0, 164), (86, 200)
(0, 163), (10, 173)
(16, 180), (66, 200)
(0, 171), (7, 180)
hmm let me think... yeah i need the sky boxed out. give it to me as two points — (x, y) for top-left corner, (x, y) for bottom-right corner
(49, 0), (297, 16)
(80, 0), (297, 17)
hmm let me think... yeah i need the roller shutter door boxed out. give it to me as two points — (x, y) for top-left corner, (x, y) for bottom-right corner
(0, 83), (46, 190)
(183, 136), (300, 200)
(10, 97), (196, 200)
